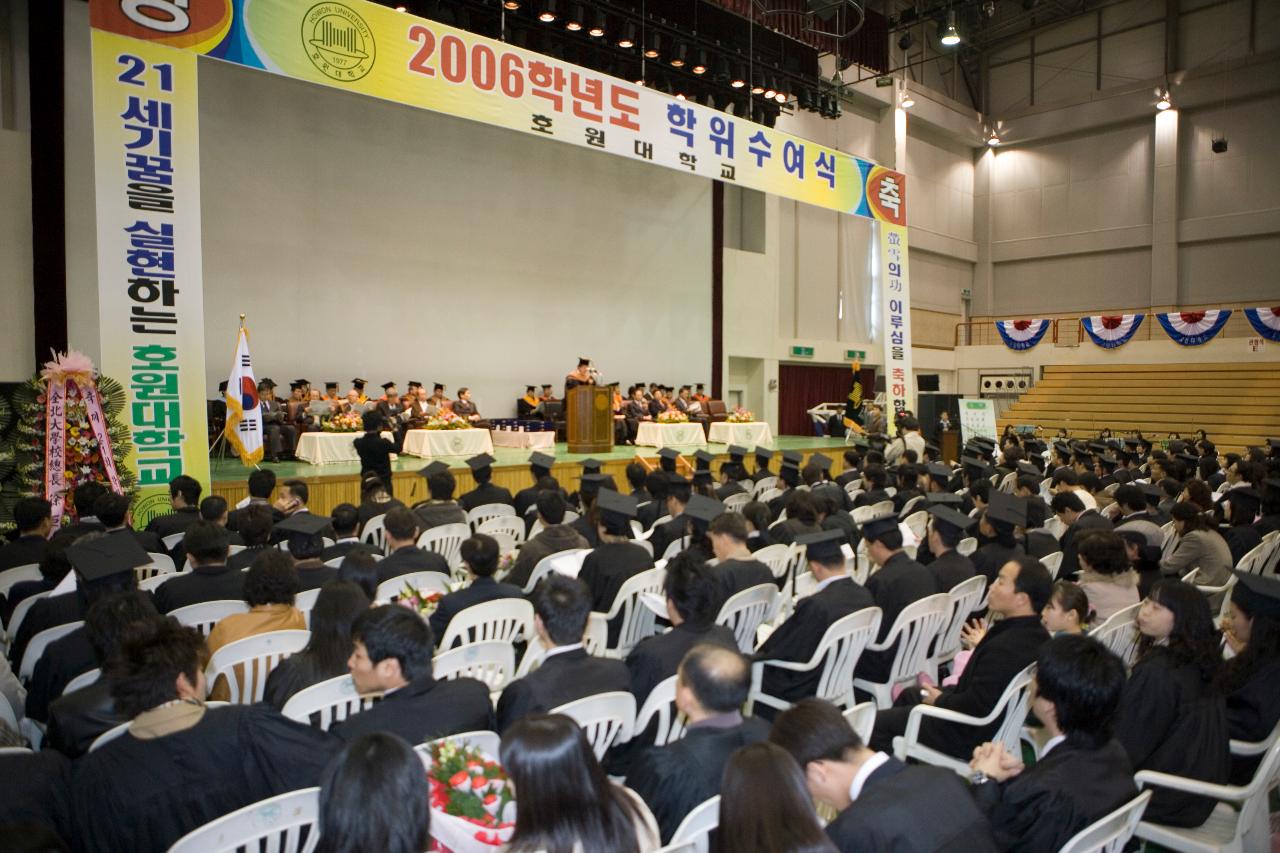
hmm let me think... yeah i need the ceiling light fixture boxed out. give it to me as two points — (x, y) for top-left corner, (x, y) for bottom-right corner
(940, 10), (961, 46)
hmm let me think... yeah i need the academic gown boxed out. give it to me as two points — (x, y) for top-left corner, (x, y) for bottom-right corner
(458, 482), (515, 512)
(1113, 647), (1230, 826)
(376, 545), (450, 585)
(705, 557), (774, 611)
(153, 564), (245, 614)
(578, 542), (654, 643)
(648, 514), (689, 561)
(855, 552), (939, 684)
(26, 626), (97, 723)
(770, 518), (822, 547)
(318, 539), (379, 563)
(46, 678), (125, 759)
(828, 755), (998, 853)
(970, 540), (1022, 584)
(0, 749), (71, 840)
(1226, 515), (1280, 566)
(623, 621), (738, 710)
(427, 576), (525, 643)
(293, 559), (338, 592)
(756, 578), (874, 714)
(1225, 657), (1280, 783)
(626, 717), (772, 843)
(331, 674), (494, 743)
(927, 548), (977, 592)
(1059, 510), (1113, 581)
(749, 466), (774, 484)
(496, 647), (630, 733)
(853, 488), (891, 509)
(569, 514), (601, 549)
(971, 739), (1138, 853)
(144, 506), (202, 546)
(8, 591), (84, 670)
(70, 704), (338, 852)
(821, 511), (861, 549)
(715, 480), (748, 501)
(0, 533), (49, 572)
(412, 501), (468, 531)
(637, 499), (666, 532)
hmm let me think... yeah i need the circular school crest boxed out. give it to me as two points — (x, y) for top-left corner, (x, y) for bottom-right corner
(449, 435), (465, 453)
(301, 3), (375, 82)
(133, 491), (175, 530)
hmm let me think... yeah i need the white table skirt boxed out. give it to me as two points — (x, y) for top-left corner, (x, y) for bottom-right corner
(490, 430), (556, 450)
(295, 431), (393, 465)
(708, 421), (774, 448)
(401, 428), (495, 458)
(635, 422), (708, 448)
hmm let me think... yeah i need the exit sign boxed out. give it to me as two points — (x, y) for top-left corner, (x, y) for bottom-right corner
(790, 346), (815, 358)
(845, 350), (866, 360)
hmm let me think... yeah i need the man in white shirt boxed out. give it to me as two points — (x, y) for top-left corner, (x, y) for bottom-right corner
(885, 416), (926, 465)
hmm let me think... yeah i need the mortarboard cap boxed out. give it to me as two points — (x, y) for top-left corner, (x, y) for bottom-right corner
(666, 473), (690, 487)
(380, 381), (396, 391)
(580, 458), (603, 474)
(727, 445), (747, 461)
(1176, 452), (1199, 465)
(351, 378), (367, 388)
(694, 450), (716, 468)
(288, 381), (303, 390)
(259, 377), (277, 389)
(782, 450), (804, 466)
(529, 451), (556, 470)
(927, 503), (978, 533)
(1232, 572), (1280, 620)
(796, 529), (847, 563)
(925, 462), (953, 481)
(657, 447), (681, 461)
(67, 534), (150, 582)
(217, 380), (228, 394)
(466, 453), (496, 472)
(417, 461), (450, 478)
(433, 383), (445, 391)
(809, 453), (833, 471)
(1016, 461), (1042, 477)
(407, 381), (423, 390)
(985, 491), (1028, 527)
(754, 447), (774, 460)
(596, 488), (638, 519)
(860, 506), (901, 541)
(684, 494), (726, 524)
(1024, 439), (1046, 454)
(926, 492), (963, 507)
(293, 379), (310, 387)
(275, 513), (332, 536)
(325, 381), (339, 390)
(525, 385), (536, 393)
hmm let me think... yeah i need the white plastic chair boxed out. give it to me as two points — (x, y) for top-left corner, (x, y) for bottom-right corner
(723, 492), (750, 513)
(1059, 790), (1153, 853)
(137, 571), (181, 593)
(376, 571), (450, 603)
(19, 621), (84, 681)
(167, 787), (320, 853)
(756, 487), (783, 505)
(853, 593), (952, 709)
(892, 662), (1037, 777)
(281, 675), (381, 731)
(514, 613), (609, 679)
(522, 548), (591, 594)
(1039, 551), (1064, 580)
(851, 504), (882, 525)
(205, 629), (310, 704)
(753, 544), (792, 583)
(1236, 541), (1271, 576)
(715, 583), (780, 654)
(844, 701), (876, 744)
(137, 552), (177, 580)
(161, 532), (186, 551)
(477, 514), (526, 545)
(62, 667), (101, 696)
(0, 564), (41, 598)
(438, 598), (534, 652)
(0, 691), (16, 732)
(751, 476), (778, 497)
(748, 607), (882, 715)
(294, 588), (322, 628)
(928, 575), (988, 680)
(956, 536), (978, 556)
(899, 496), (927, 520)
(467, 503), (515, 531)
(550, 691), (636, 761)
(169, 599), (250, 634)
(433, 640), (516, 693)
(670, 795), (720, 853)
(417, 523), (470, 574)
(631, 675), (687, 748)
(1090, 602), (1142, 669)
(595, 567), (667, 659)
(361, 514), (387, 552)
(903, 510), (929, 542)
(661, 536), (689, 560)
(89, 720), (131, 752)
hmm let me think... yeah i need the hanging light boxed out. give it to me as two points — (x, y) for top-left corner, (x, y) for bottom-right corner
(669, 43), (687, 68)
(588, 11), (606, 37)
(564, 4), (583, 31)
(691, 49), (708, 75)
(644, 32), (661, 59)
(750, 71), (765, 95)
(900, 89), (915, 109)
(986, 129), (1001, 146)
(940, 9), (961, 46)
(502, 0), (520, 10)
(763, 77), (777, 100)
(1156, 90), (1172, 111)
(537, 0), (558, 23)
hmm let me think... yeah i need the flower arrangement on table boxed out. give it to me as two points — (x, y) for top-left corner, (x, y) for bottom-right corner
(395, 581), (444, 616)
(725, 407), (756, 423)
(426, 739), (516, 850)
(425, 409), (472, 430)
(656, 409), (689, 424)
(321, 411), (363, 433)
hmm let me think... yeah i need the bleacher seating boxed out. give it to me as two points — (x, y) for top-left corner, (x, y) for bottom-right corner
(997, 363), (1280, 453)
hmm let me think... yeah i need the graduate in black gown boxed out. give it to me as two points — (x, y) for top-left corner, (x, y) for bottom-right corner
(578, 489), (654, 643)
(922, 499), (979, 591)
(1218, 572), (1280, 783)
(458, 453), (515, 512)
(705, 512), (775, 610)
(969, 635), (1138, 852)
(970, 491), (1027, 584)
(1113, 579), (1230, 827)
(353, 410), (404, 492)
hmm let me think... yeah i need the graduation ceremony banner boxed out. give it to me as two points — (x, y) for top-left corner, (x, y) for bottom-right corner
(879, 223), (914, 419)
(91, 26), (210, 525)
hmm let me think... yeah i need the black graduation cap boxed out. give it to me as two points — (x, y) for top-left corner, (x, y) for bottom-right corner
(407, 381), (423, 390)
(1024, 439), (1046, 454)
(1176, 452), (1200, 466)
(754, 447), (774, 461)
(657, 447), (681, 462)
(418, 461), (450, 478)
(796, 529), (846, 563)
(809, 453), (833, 472)
(1087, 442), (1106, 453)
(288, 381), (303, 390)
(986, 491), (1028, 527)
(1139, 483), (1164, 503)
(581, 458), (603, 475)
(667, 472), (689, 486)
(926, 492), (964, 507)
(525, 385), (536, 393)
(466, 453), (496, 472)
(1233, 571), (1280, 619)
(217, 380), (228, 394)
(352, 378), (367, 389)
(67, 534), (151, 582)
(542, 383), (553, 390)
(972, 436), (996, 447)
(727, 445), (747, 462)
(1123, 438), (1141, 449)
(685, 494), (726, 524)
(927, 503), (977, 533)
(581, 473), (612, 489)
(529, 451), (556, 470)
(782, 450), (803, 466)
(1097, 454), (1118, 467)
(925, 462), (953, 481)
(596, 488), (638, 519)
(860, 506), (901, 540)
(381, 381), (397, 391)
(293, 379), (310, 387)
(694, 450), (716, 469)
(960, 454), (985, 469)
(275, 513), (332, 536)
(1016, 461), (1042, 478)
(695, 383), (705, 391)
(325, 381), (339, 391)
(259, 377), (277, 389)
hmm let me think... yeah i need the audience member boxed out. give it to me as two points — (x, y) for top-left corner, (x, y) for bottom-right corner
(411, 464), (468, 530)
(971, 492), (1026, 583)
(923, 501), (979, 591)
(428, 534), (524, 642)
(61, 482), (108, 537)
(712, 742), (839, 853)
(316, 733), (430, 853)
(740, 501), (774, 552)
(578, 490), (653, 629)
(1, 515), (66, 625)
(228, 503), (275, 571)
(1074, 530), (1139, 622)
(143, 475), (203, 543)
(1051, 490), (1112, 581)
(705, 512), (774, 604)
(206, 551), (306, 700)
(93, 491), (162, 553)
(0, 497), (52, 572)
(458, 452), (514, 511)
(264, 581), (371, 709)
(277, 512), (340, 590)
(1160, 501), (1233, 586)
(375, 507), (449, 584)
(226, 468), (280, 531)
(153, 521), (239, 613)
(320, 503), (378, 562)
(337, 552), (379, 599)
(356, 472), (405, 530)
(1218, 572), (1280, 783)
(1042, 581), (1090, 635)
(853, 509), (937, 687)
(506, 491), (589, 589)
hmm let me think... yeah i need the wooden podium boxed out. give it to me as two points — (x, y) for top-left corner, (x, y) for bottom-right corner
(566, 385), (613, 453)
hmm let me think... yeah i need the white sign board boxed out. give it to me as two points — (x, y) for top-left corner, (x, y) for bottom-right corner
(959, 398), (998, 445)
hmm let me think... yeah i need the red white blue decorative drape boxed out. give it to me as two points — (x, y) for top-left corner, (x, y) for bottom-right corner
(1156, 310), (1232, 346)
(995, 319), (1051, 350)
(1081, 314), (1144, 348)
(1244, 307), (1280, 342)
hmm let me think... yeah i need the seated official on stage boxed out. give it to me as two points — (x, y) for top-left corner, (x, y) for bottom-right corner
(256, 379), (297, 462)
(427, 382), (450, 409)
(517, 384), (542, 418)
(458, 453), (513, 512)
(411, 462), (468, 530)
(376, 507), (449, 584)
(451, 387), (486, 427)
(427, 534), (523, 641)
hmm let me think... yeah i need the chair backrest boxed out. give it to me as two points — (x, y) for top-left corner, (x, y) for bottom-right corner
(417, 523), (470, 571)
(899, 495), (927, 520)
(879, 594), (952, 686)
(1090, 602), (1142, 668)
(670, 795), (720, 853)
(167, 787), (321, 853)
(550, 690), (636, 761)
(138, 571), (182, 593)
(851, 504), (882, 525)
(844, 701), (876, 744)
(281, 675), (380, 731)
(933, 575), (988, 667)
(723, 492), (750, 513)
(205, 629), (311, 704)
(6, 591), (50, 646)
(1234, 730), (1280, 834)
(845, 484), (865, 502)
(751, 476), (778, 497)
(633, 675), (687, 748)
(433, 640), (516, 692)
(1057, 791), (1152, 853)
(360, 513), (387, 552)
(989, 663), (1038, 755)
(89, 720), (131, 752)
(715, 583), (779, 654)
(477, 514), (526, 544)
(661, 536), (689, 561)
(439, 598), (534, 651)
(1039, 551), (1064, 580)
(161, 532), (186, 550)
(1237, 541), (1272, 576)
(601, 567), (667, 657)
(376, 571), (451, 603)
(20, 621), (85, 681)
(295, 588), (321, 627)
(170, 599), (250, 636)
(956, 537), (977, 556)
(0, 564), (41, 597)
(633, 538), (654, 557)
(0, 691), (18, 731)
(871, 499), (895, 515)
(756, 487), (783, 505)
(902, 510), (928, 540)
(753, 544), (792, 581)
(467, 503), (516, 530)
(523, 548), (590, 594)
(810, 607), (883, 707)
(62, 667), (102, 696)
(137, 552), (177, 580)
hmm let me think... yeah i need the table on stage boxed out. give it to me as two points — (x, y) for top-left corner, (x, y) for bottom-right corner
(635, 422), (708, 449)
(490, 430), (556, 451)
(295, 431), (394, 465)
(402, 428), (495, 458)
(707, 421), (774, 448)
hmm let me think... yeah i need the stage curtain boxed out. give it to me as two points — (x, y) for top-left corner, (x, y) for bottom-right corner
(778, 364), (860, 436)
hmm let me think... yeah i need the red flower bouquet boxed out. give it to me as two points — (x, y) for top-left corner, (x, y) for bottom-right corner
(426, 740), (515, 851)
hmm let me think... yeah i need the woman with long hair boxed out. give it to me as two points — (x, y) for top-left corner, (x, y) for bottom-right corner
(1160, 501), (1233, 586)
(263, 581), (371, 709)
(1113, 579), (1229, 827)
(712, 742), (838, 853)
(316, 733), (429, 853)
(1218, 573), (1280, 783)
(501, 715), (658, 853)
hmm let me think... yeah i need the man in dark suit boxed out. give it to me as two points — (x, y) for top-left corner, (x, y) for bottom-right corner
(318, 503), (379, 563)
(428, 534), (523, 643)
(277, 513), (339, 591)
(226, 468), (282, 533)
(969, 634), (1138, 851)
(754, 530), (874, 715)
(749, 447), (775, 483)
(143, 475), (203, 547)
(772, 698), (998, 853)
(923, 500), (979, 591)
(332, 605), (494, 743)
(458, 453), (514, 512)
(513, 452), (558, 520)
(376, 507), (449, 585)
(60, 482), (108, 539)
(153, 522), (243, 614)
(648, 474), (692, 560)
(496, 574), (630, 733)
(854, 508), (939, 685)
(1052, 490), (1113, 582)
(627, 645), (770, 842)
(852, 464), (891, 509)
(0, 497), (52, 571)
(411, 463), (468, 531)
(835, 445), (865, 487)
(256, 378), (297, 462)
(871, 555), (1052, 760)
